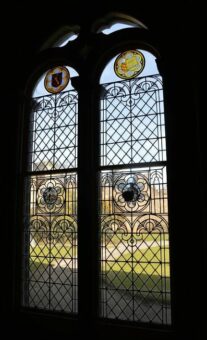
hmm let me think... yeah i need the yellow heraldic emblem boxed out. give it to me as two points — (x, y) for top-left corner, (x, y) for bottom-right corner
(114, 50), (145, 79)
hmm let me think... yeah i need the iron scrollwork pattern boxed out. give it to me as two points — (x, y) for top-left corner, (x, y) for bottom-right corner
(99, 74), (171, 325)
(23, 88), (78, 314)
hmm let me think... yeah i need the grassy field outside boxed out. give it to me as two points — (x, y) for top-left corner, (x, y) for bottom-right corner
(30, 240), (77, 267)
(29, 233), (170, 302)
(102, 244), (170, 302)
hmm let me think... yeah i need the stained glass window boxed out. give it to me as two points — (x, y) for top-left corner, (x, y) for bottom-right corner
(44, 66), (70, 94)
(114, 50), (145, 79)
(99, 50), (171, 325)
(20, 21), (173, 331)
(22, 65), (78, 313)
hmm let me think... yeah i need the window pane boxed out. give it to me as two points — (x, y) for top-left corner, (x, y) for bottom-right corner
(29, 91), (78, 171)
(99, 167), (170, 324)
(22, 69), (78, 314)
(99, 56), (171, 324)
(23, 173), (78, 312)
(100, 75), (166, 166)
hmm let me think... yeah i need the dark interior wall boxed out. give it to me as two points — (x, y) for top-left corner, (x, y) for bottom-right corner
(2, 1), (205, 339)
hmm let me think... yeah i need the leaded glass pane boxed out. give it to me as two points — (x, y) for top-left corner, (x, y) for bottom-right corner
(28, 91), (78, 171)
(99, 70), (171, 325)
(100, 75), (166, 166)
(22, 84), (78, 314)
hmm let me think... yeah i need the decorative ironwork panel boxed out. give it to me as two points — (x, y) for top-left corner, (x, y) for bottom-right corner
(22, 173), (78, 313)
(99, 167), (170, 324)
(28, 90), (78, 171)
(100, 75), (166, 166)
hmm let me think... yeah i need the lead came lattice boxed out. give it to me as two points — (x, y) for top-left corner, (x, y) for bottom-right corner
(99, 74), (171, 325)
(23, 88), (78, 314)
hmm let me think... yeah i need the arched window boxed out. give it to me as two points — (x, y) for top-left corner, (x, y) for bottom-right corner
(22, 65), (79, 313)
(19, 12), (173, 336)
(99, 49), (170, 324)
